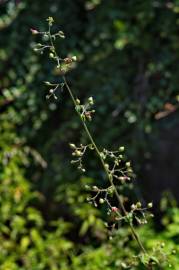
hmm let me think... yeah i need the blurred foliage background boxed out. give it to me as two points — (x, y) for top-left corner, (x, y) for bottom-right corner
(0, 0), (179, 269)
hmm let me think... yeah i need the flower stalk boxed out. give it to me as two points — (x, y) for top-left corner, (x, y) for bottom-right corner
(31, 16), (165, 269)
(63, 75), (147, 254)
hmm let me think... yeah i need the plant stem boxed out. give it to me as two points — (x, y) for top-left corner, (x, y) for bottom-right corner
(43, 22), (153, 269)
(62, 75), (146, 254)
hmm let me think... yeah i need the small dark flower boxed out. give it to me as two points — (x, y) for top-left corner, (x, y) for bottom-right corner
(111, 206), (118, 212)
(63, 57), (73, 64)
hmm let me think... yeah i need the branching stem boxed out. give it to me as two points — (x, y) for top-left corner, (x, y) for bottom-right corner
(63, 76), (147, 255)
(44, 21), (153, 268)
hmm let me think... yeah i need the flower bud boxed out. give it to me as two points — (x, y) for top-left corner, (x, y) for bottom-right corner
(44, 81), (51, 85)
(85, 112), (92, 121)
(119, 146), (125, 152)
(99, 198), (105, 204)
(30, 28), (39, 35)
(136, 202), (142, 208)
(49, 53), (55, 58)
(111, 206), (118, 212)
(69, 143), (76, 149)
(84, 185), (90, 190)
(58, 31), (65, 38)
(47, 16), (54, 26)
(108, 187), (114, 194)
(92, 186), (98, 191)
(76, 99), (80, 104)
(125, 161), (131, 167)
(71, 56), (77, 62)
(75, 150), (82, 157)
(119, 176), (125, 181)
(88, 97), (94, 105)
(147, 202), (153, 208)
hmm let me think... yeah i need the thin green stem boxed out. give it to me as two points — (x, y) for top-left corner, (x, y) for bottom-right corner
(46, 26), (150, 267)
(38, 21), (153, 270)
(62, 75), (146, 254)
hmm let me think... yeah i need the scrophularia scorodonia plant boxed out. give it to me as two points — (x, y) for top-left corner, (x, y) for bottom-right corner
(32, 17), (172, 269)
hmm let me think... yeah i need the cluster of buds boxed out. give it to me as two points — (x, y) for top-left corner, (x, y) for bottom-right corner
(136, 241), (170, 269)
(31, 17), (77, 73)
(99, 146), (133, 183)
(85, 183), (122, 219)
(129, 201), (153, 225)
(57, 56), (77, 74)
(44, 82), (59, 99)
(82, 145), (141, 225)
(69, 143), (94, 172)
(44, 81), (65, 100)
(83, 142), (155, 229)
(75, 97), (95, 121)
(47, 16), (54, 26)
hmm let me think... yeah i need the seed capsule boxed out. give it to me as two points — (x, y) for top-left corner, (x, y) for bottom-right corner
(99, 198), (105, 204)
(119, 146), (125, 152)
(49, 53), (55, 58)
(125, 161), (131, 167)
(75, 150), (82, 157)
(76, 99), (80, 104)
(92, 186), (98, 191)
(72, 56), (77, 62)
(136, 202), (142, 208)
(69, 143), (76, 149)
(88, 97), (94, 105)
(147, 202), (153, 208)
